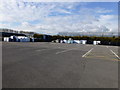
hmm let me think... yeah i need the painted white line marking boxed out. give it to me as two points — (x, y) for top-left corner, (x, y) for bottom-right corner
(36, 48), (58, 52)
(106, 46), (108, 48)
(56, 49), (74, 54)
(35, 49), (48, 52)
(82, 48), (94, 57)
(86, 45), (93, 46)
(110, 49), (120, 60)
(19, 48), (32, 50)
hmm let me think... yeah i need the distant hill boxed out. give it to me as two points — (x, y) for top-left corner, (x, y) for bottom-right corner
(0, 28), (36, 37)
(58, 32), (118, 37)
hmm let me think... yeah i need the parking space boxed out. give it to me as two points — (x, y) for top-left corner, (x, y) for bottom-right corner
(2, 42), (119, 88)
(84, 45), (119, 61)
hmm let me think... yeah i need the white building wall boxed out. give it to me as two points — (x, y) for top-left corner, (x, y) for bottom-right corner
(93, 41), (101, 45)
(4, 37), (9, 42)
(80, 40), (87, 44)
(17, 36), (31, 42)
(74, 40), (81, 44)
(3, 35), (34, 42)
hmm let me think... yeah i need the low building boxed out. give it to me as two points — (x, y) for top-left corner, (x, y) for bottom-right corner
(3, 35), (34, 42)
(67, 38), (74, 44)
(93, 41), (101, 45)
(80, 40), (87, 44)
(4, 37), (10, 42)
(73, 40), (81, 44)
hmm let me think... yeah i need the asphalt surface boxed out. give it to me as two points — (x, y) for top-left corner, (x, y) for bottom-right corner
(0, 42), (2, 90)
(2, 42), (119, 88)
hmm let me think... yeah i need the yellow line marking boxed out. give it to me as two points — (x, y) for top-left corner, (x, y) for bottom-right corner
(55, 48), (77, 54)
(85, 56), (120, 61)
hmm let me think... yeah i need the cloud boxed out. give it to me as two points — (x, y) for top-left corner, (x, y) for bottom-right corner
(0, 0), (53, 22)
(98, 15), (118, 32)
(96, 8), (113, 13)
(0, 0), (118, 35)
(99, 15), (117, 21)
(23, 0), (119, 2)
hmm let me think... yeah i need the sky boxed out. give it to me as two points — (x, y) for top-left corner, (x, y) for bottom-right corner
(0, 0), (118, 35)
